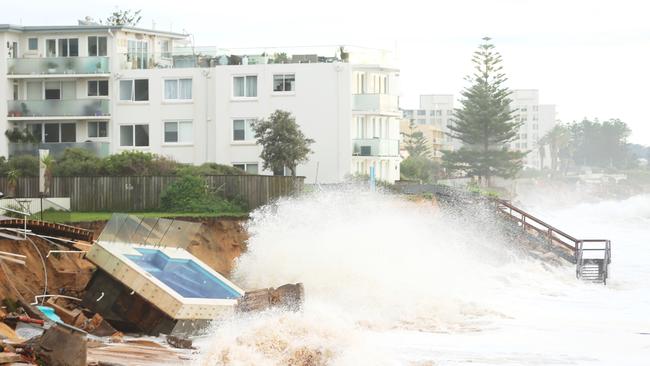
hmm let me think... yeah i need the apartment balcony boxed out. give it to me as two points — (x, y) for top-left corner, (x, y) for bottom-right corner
(353, 94), (399, 115)
(353, 138), (399, 157)
(7, 99), (110, 121)
(8, 141), (110, 158)
(7, 57), (110, 77)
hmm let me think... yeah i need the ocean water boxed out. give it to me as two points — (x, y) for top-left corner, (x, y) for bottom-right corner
(196, 189), (650, 365)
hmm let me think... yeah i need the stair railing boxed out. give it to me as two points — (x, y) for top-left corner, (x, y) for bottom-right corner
(494, 199), (611, 284)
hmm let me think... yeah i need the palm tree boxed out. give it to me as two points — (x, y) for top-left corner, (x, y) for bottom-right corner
(538, 125), (570, 176)
(41, 154), (55, 195)
(6, 169), (20, 197)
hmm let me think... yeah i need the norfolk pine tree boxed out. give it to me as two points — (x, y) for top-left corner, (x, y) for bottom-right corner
(401, 120), (432, 158)
(252, 110), (314, 177)
(443, 37), (525, 185)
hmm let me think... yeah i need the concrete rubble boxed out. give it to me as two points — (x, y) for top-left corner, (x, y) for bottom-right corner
(0, 214), (304, 365)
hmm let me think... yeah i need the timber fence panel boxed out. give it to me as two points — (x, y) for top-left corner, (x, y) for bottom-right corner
(1, 175), (302, 212)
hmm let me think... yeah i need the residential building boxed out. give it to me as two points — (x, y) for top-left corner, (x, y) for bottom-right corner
(398, 118), (446, 161)
(509, 89), (556, 169)
(401, 94), (455, 159)
(402, 91), (556, 169)
(0, 22), (401, 183)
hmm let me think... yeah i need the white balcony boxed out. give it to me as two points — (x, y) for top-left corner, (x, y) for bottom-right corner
(353, 94), (399, 114)
(353, 138), (399, 157)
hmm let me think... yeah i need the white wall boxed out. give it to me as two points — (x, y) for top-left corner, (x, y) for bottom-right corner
(113, 68), (210, 164)
(211, 63), (352, 184)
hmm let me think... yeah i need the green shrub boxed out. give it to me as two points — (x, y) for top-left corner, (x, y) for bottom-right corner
(159, 175), (246, 213)
(400, 156), (442, 183)
(176, 162), (247, 176)
(52, 148), (102, 176)
(6, 155), (39, 177)
(101, 151), (176, 176)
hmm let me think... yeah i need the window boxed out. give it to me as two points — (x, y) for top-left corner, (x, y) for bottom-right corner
(58, 38), (79, 57)
(88, 80), (109, 97)
(43, 81), (75, 100)
(120, 124), (149, 146)
(417, 110), (426, 116)
(28, 38), (38, 51)
(39, 123), (75, 143)
(88, 121), (108, 138)
(119, 79), (149, 101)
(273, 74), (295, 92)
(161, 40), (171, 58)
(233, 75), (257, 97)
(88, 36), (107, 57)
(164, 79), (192, 100)
(127, 40), (148, 69)
(46, 39), (56, 57)
(232, 119), (255, 141)
(164, 121), (193, 143)
(61, 123), (76, 142)
(233, 163), (259, 174)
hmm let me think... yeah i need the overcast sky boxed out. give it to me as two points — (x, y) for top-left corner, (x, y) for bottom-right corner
(5, 0), (649, 144)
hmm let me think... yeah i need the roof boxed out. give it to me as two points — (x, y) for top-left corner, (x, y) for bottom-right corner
(0, 24), (188, 39)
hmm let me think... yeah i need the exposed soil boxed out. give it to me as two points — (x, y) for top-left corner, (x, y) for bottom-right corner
(0, 236), (95, 303)
(188, 218), (249, 276)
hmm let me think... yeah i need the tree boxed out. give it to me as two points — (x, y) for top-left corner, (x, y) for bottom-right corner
(400, 156), (442, 183)
(566, 118), (631, 169)
(252, 110), (314, 177)
(401, 121), (431, 158)
(103, 9), (142, 26)
(538, 124), (570, 175)
(442, 37), (525, 185)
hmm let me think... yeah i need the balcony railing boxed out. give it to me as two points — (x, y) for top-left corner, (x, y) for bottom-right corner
(353, 94), (399, 113)
(7, 56), (110, 75)
(8, 141), (110, 158)
(8, 99), (110, 118)
(353, 138), (399, 157)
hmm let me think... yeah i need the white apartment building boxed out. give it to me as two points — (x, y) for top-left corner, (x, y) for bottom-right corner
(509, 89), (556, 169)
(0, 23), (401, 183)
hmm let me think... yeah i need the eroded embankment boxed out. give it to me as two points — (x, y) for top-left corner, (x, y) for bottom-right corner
(0, 217), (249, 305)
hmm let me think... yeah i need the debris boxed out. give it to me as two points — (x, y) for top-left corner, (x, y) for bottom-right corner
(36, 305), (62, 323)
(0, 352), (22, 364)
(2, 314), (44, 327)
(166, 334), (193, 349)
(236, 283), (304, 313)
(0, 321), (19, 341)
(34, 322), (87, 366)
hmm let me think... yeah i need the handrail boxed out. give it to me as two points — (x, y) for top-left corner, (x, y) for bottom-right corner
(494, 199), (611, 256)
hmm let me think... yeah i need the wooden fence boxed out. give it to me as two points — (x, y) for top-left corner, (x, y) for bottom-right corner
(0, 175), (304, 212)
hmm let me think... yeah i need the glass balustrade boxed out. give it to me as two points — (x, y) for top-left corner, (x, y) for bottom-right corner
(353, 138), (400, 157)
(7, 99), (110, 118)
(8, 141), (110, 158)
(7, 56), (110, 75)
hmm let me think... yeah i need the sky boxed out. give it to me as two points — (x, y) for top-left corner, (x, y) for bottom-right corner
(5, 0), (650, 144)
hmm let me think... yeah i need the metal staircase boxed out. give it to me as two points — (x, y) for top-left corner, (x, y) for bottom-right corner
(494, 199), (611, 285)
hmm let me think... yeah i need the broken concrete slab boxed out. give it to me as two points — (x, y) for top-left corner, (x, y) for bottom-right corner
(35, 322), (87, 366)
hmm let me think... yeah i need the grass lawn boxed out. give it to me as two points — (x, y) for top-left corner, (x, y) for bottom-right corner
(32, 211), (248, 223)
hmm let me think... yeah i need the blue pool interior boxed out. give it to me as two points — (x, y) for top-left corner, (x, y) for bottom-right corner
(124, 248), (241, 299)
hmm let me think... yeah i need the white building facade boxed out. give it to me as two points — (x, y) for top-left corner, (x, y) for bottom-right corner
(509, 89), (556, 169)
(0, 23), (401, 183)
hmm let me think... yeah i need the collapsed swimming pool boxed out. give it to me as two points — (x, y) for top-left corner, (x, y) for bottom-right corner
(125, 248), (241, 299)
